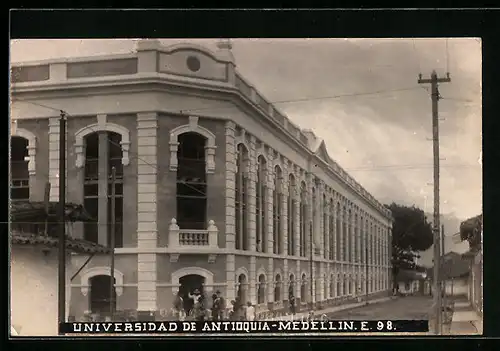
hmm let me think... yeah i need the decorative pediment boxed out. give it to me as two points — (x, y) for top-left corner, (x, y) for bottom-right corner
(158, 44), (229, 82)
(315, 141), (331, 165)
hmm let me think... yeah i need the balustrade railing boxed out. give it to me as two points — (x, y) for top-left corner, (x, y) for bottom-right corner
(168, 218), (218, 249)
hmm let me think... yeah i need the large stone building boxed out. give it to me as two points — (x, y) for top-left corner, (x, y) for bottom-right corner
(10, 39), (393, 319)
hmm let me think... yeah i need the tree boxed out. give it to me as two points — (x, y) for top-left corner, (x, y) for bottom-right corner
(460, 214), (482, 251)
(385, 203), (433, 292)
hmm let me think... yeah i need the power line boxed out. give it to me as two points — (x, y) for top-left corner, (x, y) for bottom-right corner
(12, 86), (424, 117)
(440, 97), (479, 105)
(12, 94), (478, 199)
(347, 164), (478, 173)
(11, 86), (428, 196)
(178, 87), (423, 114)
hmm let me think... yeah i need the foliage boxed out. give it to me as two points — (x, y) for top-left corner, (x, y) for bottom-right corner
(460, 214), (482, 250)
(385, 203), (434, 284)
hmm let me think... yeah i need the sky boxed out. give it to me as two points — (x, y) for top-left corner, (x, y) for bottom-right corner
(10, 38), (482, 223)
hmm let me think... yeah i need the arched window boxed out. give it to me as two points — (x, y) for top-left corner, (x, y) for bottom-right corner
(273, 166), (282, 254)
(299, 182), (307, 257)
(336, 203), (341, 260)
(287, 174), (296, 256)
(301, 273), (307, 301)
(330, 274), (335, 298)
(329, 199), (335, 260)
(337, 275), (341, 297)
(10, 136), (30, 201)
(323, 194), (328, 259)
(83, 132), (124, 247)
(235, 144), (249, 250)
(274, 274), (282, 303)
(257, 274), (266, 304)
(176, 132), (207, 230)
(256, 155), (267, 252)
(89, 275), (116, 315)
(288, 274), (295, 299)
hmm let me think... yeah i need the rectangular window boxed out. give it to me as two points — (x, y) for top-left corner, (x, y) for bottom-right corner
(177, 197), (206, 230)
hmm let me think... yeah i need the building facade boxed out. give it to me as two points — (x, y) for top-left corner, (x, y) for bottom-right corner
(10, 40), (393, 319)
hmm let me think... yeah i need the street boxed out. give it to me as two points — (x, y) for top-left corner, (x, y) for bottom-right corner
(324, 296), (433, 320)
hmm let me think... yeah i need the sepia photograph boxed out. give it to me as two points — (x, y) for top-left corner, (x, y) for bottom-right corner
(9, 38), (482, 337)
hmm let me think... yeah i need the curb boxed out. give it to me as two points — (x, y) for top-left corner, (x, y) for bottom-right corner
(269, 296), (395, 321)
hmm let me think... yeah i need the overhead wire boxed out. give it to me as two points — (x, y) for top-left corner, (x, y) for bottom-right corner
(11, 82), (468, 199)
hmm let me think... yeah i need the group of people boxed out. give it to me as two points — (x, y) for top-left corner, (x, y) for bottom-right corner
(172, 289), (227, 321)
(171, 289), (258, 321)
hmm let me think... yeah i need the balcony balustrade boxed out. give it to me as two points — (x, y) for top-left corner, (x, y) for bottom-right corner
(168, 218), (218, 250)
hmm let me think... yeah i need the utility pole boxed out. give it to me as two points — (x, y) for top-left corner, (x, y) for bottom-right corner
(109, 167), (117, 319)
(418, 70), (451, 335)
(441, 224), (446, 332)
(58, 111), (67, 333)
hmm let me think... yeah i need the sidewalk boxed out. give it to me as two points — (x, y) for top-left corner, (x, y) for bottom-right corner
(449, 299), (483, 335)
(269, 296), (396, 321)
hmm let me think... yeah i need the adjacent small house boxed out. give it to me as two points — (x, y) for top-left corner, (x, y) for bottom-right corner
(458, 214), (483, 316)
(425, 251), (471, 298)
(394, 269), (427, 295)
(10, 201), (109, 336)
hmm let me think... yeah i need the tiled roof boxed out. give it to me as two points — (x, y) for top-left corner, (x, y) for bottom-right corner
(11, 200), (94, 222)
(10, 200), (108, 254)
(11, 230), (110, 254)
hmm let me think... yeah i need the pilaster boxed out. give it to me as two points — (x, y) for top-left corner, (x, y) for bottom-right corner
(225, 121), (237, 303)
(136, 111), (158, 312)
(226, 255), (236, 303)
(266, 149), (274, 254)
(324, 190), (330, 260)
(319, 262), (325, 301)
(317, 181), (324, 257)
(224, 121), (236, 251)
(267, 258), (274, 302)
(296, 261), (301, 299)
(339, 199), (345, 262)
(48, 117), (60, 202)
(349, 203), (354, 265)
(332, 198), (338, 261)
(306, 173), (313, 256)
(248, 136), (257, 252)
(281, 160), (289, 255)
(294, 169), (301, 257)
(249, 256), (256, 303)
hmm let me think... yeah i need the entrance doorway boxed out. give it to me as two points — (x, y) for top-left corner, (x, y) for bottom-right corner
(89, 275), (116, 315)
(179, 274), (205, 313)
